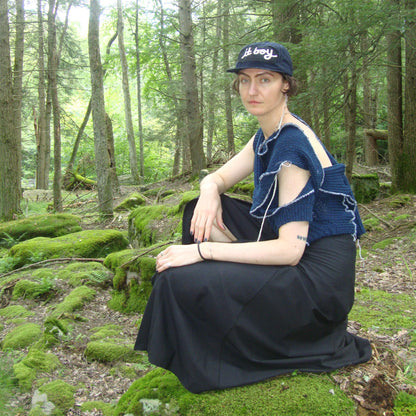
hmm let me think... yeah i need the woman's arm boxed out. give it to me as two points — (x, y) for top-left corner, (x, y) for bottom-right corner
(191, 136), (256, 242)
(156, 164), (311, 272)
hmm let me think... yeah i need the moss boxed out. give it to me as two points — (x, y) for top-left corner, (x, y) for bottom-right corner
(80, 401), (114, 416)
(105, 248), (156, 314)
(51, 286), (96, 318)
(372, 237), (397, 250)
(0, 305), (35, 319)
(13, 360), (37, 391)
(108, 277), (151, 314)
(128, 205), (170, 247)
(56, 261), (112, 287)
(394, 391), (416, 415)
(2, 323), (42, 350)
(350, 288), (416, 341)
(90, 324), (123, 341)
(12, 278), (55, 300)
(9, 229), (129, 268)
(84, 340), (138, 363)
(230, 182), (255, 196)
(38, 380), (76, 414)
(44, 317), (69, 339)
(351, 173), (380, 203)
(114, 368), (355, 416)
(0, 213), (82, 247)
(388, 195), (411, 208)
(114, 192), (146, 212)
(13, 349), (61, 391)
(362, 217), (383, 232)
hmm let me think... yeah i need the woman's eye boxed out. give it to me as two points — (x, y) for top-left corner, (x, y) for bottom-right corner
(239, 78), (248, 84)
(260, 77), (270, 83)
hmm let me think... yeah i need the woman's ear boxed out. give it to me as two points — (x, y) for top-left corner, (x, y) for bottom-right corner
(281, 80), (290, 94)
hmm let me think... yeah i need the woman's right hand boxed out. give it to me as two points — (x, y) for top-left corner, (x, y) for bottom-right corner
(190, 181), (225, 243)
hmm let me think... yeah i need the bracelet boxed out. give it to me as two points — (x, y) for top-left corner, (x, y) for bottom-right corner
(197, 241), (209, 261)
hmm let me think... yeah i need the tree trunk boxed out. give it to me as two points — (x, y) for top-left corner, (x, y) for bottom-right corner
(36, 0), (48, 189)
(48, 0), (62, 211)
(345, 45), (358, 182)
(386, 0), (403, 191)
(88, 0), (113, 217)
(105, 113), (120, 194)
(135, 0), (144, 178)
(63, 99), (92, 189)
(0, 0), (21, 220)
(13, 0), (24, 194)
(403, 0), (416, 192)
(178, 0), (206, 175)
(221, 0), (234, 156)
(117, 0), (140, 184)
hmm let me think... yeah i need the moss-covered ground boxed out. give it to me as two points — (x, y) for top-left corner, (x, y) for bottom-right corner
(0, 181), (415, 415)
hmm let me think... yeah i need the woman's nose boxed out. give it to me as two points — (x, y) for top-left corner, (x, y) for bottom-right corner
(248, 81), (258, 95)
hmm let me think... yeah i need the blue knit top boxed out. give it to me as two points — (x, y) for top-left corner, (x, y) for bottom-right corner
(250, 115), (365, 244)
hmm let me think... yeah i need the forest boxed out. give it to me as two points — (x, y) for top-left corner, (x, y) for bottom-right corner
(0, 0), (416, 220)
(1, 1), (416, 415)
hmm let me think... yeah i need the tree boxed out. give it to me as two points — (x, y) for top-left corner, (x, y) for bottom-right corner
(402, 0), (416, 192)
(88, 0), (113, 217)
(35, 0), (49, 189)
(178, 0), (206, 174)
(386, 0), (403, 191)
(134, 0), (144, 178)
(0, 0), (21, 220)
(117, 0), (140, 183)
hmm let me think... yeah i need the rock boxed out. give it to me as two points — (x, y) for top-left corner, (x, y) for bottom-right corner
(31, 390), (56, 415)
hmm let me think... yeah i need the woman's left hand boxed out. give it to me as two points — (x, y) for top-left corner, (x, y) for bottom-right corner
(156, 244), (203, 273)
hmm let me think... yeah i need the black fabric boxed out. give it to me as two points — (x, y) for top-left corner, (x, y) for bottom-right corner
(135, 195), (372, 393)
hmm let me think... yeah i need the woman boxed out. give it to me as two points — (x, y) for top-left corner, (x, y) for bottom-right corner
(135, 41), (372, 393)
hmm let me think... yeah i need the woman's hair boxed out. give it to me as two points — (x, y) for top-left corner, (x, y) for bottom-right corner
(232, 73), (298, 97)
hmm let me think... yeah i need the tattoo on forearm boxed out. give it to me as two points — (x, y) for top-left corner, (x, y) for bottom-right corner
(297, 235), (307, 242)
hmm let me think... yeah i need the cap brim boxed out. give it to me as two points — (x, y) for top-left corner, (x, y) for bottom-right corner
(226, 62), (289, 74)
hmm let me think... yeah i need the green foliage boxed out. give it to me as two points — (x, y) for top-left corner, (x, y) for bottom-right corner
(12, 277), (55, 300)
(114, 368), (355, 416)
(350, 288), (416, 342)
(372, 238), (397, 250)
(394, 391), (416, 415)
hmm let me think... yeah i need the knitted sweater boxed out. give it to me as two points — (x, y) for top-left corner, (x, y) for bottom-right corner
(250, 116), (365, 244)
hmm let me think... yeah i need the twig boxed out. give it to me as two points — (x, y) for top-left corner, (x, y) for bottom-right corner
(358, 203), (393, 228)
(0, 257), (104, 279)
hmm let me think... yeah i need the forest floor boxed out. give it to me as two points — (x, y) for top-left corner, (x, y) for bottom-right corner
(2, 170), (416, 415)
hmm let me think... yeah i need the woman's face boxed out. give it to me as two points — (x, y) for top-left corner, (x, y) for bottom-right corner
(237, 68), (289, 119)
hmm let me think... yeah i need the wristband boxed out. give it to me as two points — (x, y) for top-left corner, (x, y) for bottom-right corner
(197, 241), (209, 261)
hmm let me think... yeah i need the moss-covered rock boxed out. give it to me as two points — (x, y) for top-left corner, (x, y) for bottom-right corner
(56, 261), (112, 287)
(13, 349), (61, 391)
(9, 229), (129, 268)
(38, 380), (77, 414)
(0, 214), (82, 247)
(114, 368), (355, 416)
(351, 173), (380, 203)
(1, 323), (42, 350)
(84, 341), (138, 363)
(12, 277), (55, 300)
(50, 285), (96, 318)
(0, 304), (35, 320)
(105, 248), (157, 314)
(128, 191), (199, 247)
(115, 192), (146, 212)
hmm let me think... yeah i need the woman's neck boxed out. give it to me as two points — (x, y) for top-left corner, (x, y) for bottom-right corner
(259, 103), (289, 139)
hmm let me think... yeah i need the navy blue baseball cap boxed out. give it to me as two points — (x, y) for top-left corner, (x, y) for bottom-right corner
(227, 41), (293, 76)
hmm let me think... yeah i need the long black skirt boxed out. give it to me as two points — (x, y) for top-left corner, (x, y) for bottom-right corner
(134, 195), (372, 393)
